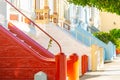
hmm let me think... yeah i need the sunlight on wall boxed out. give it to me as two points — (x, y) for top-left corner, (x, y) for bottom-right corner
(100, 12), (120, 32)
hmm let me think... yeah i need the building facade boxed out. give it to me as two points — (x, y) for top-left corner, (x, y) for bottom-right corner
(0, 0), (100, 30)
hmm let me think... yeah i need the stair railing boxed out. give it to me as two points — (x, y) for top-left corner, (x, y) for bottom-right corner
(5, 0), (62, 53)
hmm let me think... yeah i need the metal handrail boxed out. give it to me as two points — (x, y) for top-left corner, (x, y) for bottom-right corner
(5, 0), (62, 53)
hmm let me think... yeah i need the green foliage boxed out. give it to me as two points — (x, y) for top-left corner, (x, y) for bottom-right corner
(67, 0), (120, 15)
(110, 29), (120, 39)
(93, 32), (115, 44)
(93, 29), (120, 49)
(109, 29), (120, 49)
(115, 39), (120, 49)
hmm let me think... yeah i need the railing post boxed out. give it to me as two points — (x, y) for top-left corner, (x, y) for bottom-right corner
(99, 47), (104, 68)
(91, 44), (98, 71)
(106, 41), (114, 61)
(67, 53), (80, 80)
(55, 53), (67, 80)
(81, 55), (88, 75)
(91, 44), (104, 71)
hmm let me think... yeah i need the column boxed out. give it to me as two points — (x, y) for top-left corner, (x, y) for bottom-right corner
(44, 0), (49, 23)
(35, 0), (39, 9)
(44, 0), (49, 9)
(53, 0), (58, 24)
(94, 8), (100, 28)
(58, 0), (64, 20)
(53, 0), (57, 12)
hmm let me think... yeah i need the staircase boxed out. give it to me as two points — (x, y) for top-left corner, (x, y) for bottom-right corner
(18, 23), (90, 56)
(0, 0), (62, 80)
(70, 26), (116, 61)
(0, 0), (80, 80)
(0, 24), (56, 80)
(0, 23), (80, 80)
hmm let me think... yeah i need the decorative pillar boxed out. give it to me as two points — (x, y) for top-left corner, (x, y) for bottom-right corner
(44, 0), (48, 9)
(58, 0), (64, 21)
(43, 0), (49, 23)
(90, 7), (95, 26)
(53, 0), (58, 24)
(53, 0), (57, 12)
(34, 0), (41, 9)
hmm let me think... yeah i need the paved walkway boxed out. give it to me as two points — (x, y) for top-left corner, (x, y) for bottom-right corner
(80, 55), (120, 80)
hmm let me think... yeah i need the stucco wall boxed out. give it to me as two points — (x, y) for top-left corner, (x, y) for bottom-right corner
(0, 1), (8, 26)
(100, 12), (120, 32)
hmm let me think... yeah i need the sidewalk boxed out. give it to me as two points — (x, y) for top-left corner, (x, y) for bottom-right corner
(80, 54), (120, 80)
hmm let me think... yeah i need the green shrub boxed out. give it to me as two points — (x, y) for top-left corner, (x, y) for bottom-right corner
(110, 29), (120, 39)
(115, 39), (120, 49)
(93, 29), (120, 49)
(93, 32), (115, 44)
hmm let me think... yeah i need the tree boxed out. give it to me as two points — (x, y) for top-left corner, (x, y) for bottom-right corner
(67, 0), (120, 15)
